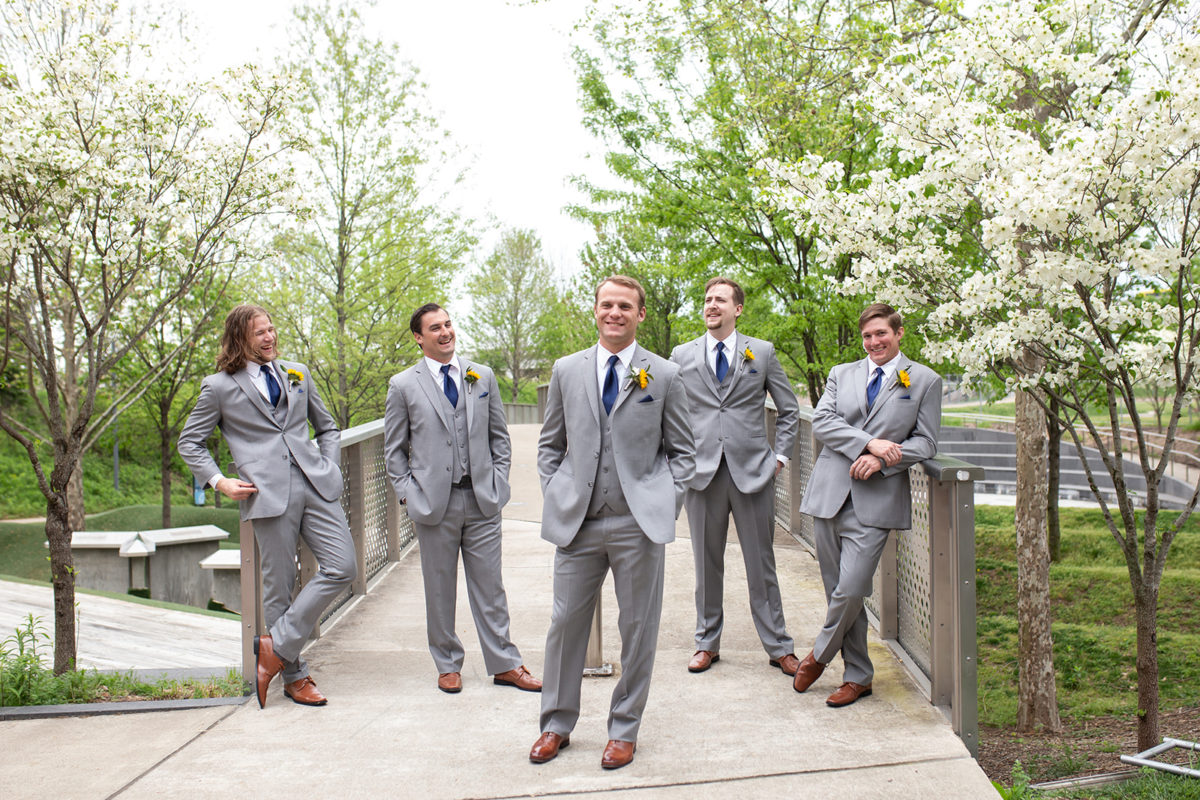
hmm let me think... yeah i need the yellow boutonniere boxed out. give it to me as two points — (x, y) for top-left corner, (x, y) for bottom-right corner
(285, 368), (304, 388)
(896, 369), (911, 389)
(743, 347), (755, 361)
(464, 368), (481, 385)
(624, 367), (653, 391)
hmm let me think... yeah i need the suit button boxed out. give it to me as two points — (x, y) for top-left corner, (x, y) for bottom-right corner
(587, 482), (593, 488)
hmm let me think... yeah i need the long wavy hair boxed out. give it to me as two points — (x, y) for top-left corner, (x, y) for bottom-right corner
(216, 304), (271, 374)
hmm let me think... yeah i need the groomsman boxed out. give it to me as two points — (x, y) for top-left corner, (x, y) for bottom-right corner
(670, 276), (801, 677)
(384, 303), (540, 695)
(179, 304), (356, 708)
(794, 303), (941, 707)
(530, 276), (695, 770)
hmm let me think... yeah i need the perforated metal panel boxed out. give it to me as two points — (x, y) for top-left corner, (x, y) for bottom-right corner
(359, 434), (393, 580)
(897, 471), (933, 675)
(774, 460), (792, 530)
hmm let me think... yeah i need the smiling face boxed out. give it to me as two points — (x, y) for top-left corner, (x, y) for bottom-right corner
(414, 308), (456, 362)
(860, 315), (903, 366)
(703, 282), (742, 338)
(245, 314), (278, 365)
(594, 280), (645, 353)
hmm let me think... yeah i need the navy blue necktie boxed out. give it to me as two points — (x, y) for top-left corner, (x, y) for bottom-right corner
(602, 355), (619, 416)
(715, 341), (729, 383)
(866, 366), (883, 409)
(263, 366), (281, 407)
(441, 364), (458, 408)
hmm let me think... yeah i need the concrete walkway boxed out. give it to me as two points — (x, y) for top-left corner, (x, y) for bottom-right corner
(0, 424), (994, 799)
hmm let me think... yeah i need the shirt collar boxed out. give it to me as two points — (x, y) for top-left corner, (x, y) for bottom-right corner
(705, 330), (737, 352)
(867, 352), (903, 382)
(424, 354), (460, 376)
(597, 341), (637, 370)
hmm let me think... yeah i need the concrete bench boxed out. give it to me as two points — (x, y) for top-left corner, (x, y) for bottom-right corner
(199, 548), (242, 613)
(66, 525), (229, 608)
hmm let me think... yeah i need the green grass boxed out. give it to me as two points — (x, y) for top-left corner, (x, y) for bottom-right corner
(976, 506), (1200, 568)
(0, 505), (241, 583)
(976, 505), (1200, 730)
(1, 614), (244, 706)
(1035, 769), (1200, 799)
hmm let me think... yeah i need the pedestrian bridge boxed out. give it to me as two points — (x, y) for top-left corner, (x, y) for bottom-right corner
(0, 418), (993, 799)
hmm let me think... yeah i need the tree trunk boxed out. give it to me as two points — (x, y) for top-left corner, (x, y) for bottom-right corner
(161, 399), (173, 528)
(46, 452), (78, 674)
(1134, 580), (1161, 750)
(67, 460), (85, 531)
(1015, 383), (1061, 732)
(1047, 397), (1062, 562)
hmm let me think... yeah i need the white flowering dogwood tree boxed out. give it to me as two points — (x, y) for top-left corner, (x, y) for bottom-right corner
(0, 0), (300, 673)
(764, 0), (1200, 748)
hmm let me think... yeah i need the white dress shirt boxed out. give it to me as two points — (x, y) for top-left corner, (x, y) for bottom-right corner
(596, 341), (637, 397)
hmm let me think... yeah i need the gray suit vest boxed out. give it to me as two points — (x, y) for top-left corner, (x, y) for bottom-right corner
(448, 397), (470, 483)
(587, 412), (631, 517)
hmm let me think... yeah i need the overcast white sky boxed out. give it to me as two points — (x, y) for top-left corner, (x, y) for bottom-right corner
(174, 0), (604, 279)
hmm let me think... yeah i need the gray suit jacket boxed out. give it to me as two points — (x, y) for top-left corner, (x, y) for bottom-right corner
(799, 353), (941, 530)
(178, 360), (344, 522)
(538, 344), (696, 547)
(383, 359), (511, 526)
(670, 332), (799, 494)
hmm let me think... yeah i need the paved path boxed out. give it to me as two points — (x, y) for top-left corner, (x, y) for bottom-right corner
(0, 424), (993, 798)
(0, 581), (239, 674)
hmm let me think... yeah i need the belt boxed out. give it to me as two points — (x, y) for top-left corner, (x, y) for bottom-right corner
(451, 476), (473, 489)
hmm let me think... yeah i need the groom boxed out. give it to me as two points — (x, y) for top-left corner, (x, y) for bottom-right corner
(530, 275), (695, 771)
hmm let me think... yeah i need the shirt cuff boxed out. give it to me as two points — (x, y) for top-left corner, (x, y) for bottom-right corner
(776, 454), (789, 465)
(207, 473), (225, 490)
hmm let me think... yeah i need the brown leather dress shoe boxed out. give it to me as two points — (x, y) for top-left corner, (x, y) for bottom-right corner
(826, 681), (872, 707)
(770, 653), (801, 676)
(437, 672), (463, 693)
(687, 650), (719, 673)
(601, 739), (636, 770)
(529, 732), (569, 763)
(253, 635), (284, 709)
(494, 665), (542, 692)
(792, 651), (825, 693)
(283, 676), (327, 706)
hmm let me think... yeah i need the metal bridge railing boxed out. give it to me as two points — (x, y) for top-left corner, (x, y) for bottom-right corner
(237, 419), (413, 687)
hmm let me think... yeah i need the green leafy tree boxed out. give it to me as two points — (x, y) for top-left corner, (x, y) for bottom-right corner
(570, 0), (950, 399)
(466, 229), (563, 401)
(271, 0), (474, 427)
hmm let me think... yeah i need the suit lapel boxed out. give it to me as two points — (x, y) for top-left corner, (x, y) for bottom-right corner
(234, 369), (280, 428)
(414, 362), (452, 432)
(853, 357), (871, 422)
(612, 346), (649, 416)
(277, 362), (297, 428)
(583, 347), (601, 425)
(463, 361), (476, 433)
(696, 338), (722, 402)
(725, 333), (748, 397)
(865, 356), (909, 424)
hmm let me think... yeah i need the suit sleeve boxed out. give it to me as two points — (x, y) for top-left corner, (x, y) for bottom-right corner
(383, 375), (412, 502)
(882, 372), (942, 476)
(177, 378), (222, 484)
(306, 373), (342, 465)
(810, 367), (873, 458)
(764, 345), (799, 459)
(662, 366), (696, 514)
(487, 370), (511, 480)
(536, 362), (567, 490)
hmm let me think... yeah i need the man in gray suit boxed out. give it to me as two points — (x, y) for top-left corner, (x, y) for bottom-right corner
(179, 304), (356, 709)
(794, 303), (941, 707)
(670, 276), (800, 677)
(529, 276), (695, 771)
(384, 303), (540, 695)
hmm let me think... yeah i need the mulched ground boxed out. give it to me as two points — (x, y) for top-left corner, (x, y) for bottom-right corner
(978, 705), (1200, 784)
